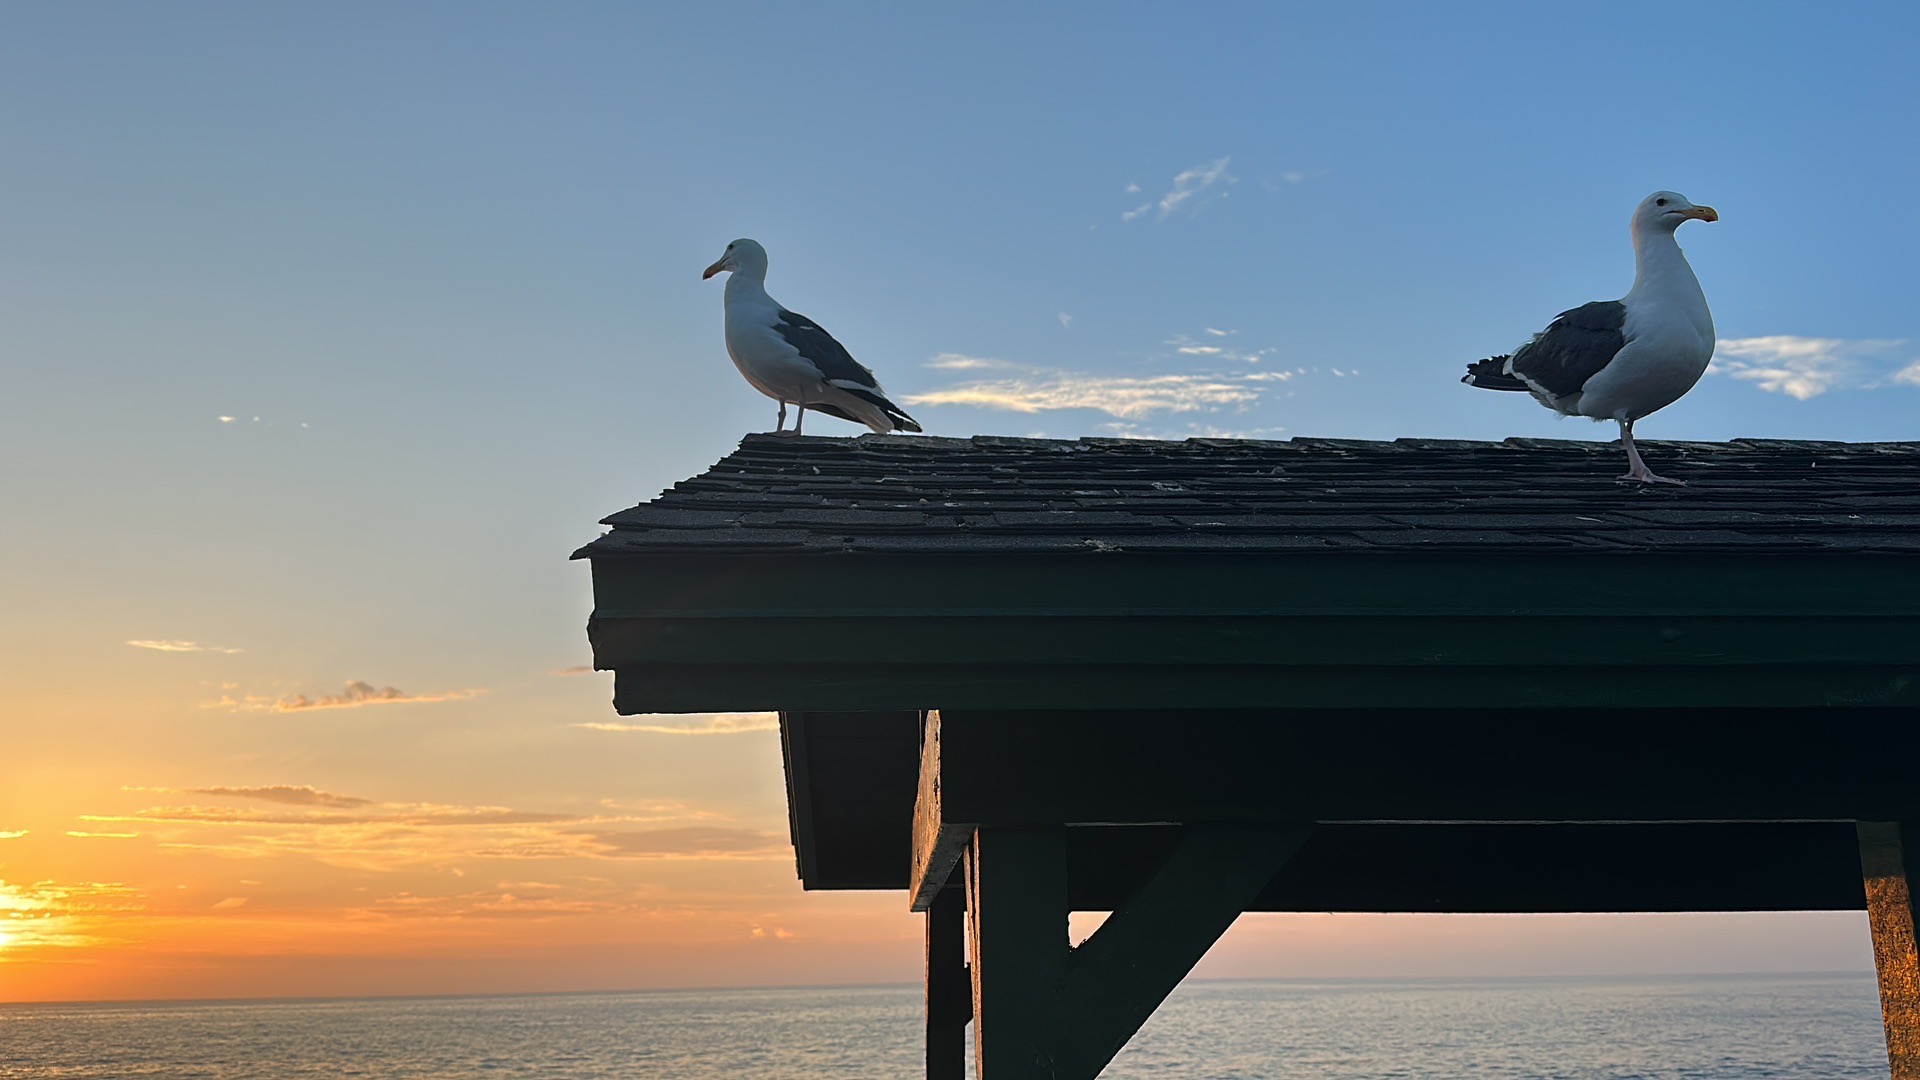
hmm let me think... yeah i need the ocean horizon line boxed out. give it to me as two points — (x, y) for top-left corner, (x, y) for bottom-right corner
(0, 968), (1878, 1011)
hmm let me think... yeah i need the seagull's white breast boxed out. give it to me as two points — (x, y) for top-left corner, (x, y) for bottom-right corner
(722, 285), (829, 402)
(1578, 296), (1715, 422)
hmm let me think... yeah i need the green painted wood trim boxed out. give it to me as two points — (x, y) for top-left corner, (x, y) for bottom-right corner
(590, 551), (1920, 617)
(593, 612), (1920, 668)
(613, 662), (1920, 713)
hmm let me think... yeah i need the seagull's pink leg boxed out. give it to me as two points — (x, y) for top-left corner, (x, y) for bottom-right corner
(1618, 419), (1685, 485)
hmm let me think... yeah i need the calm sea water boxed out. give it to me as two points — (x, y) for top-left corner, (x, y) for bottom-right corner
(0, 973), (1890, 1079)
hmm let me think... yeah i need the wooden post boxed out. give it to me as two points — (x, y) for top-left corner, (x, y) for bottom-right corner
(1860, 822), (1920, 1080)
(927, 887), (971, 1080)
(966, 827), (1070, 1079)
(964, 823), (1310, 1080)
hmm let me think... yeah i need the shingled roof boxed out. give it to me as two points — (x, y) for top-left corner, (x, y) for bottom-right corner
(576, 434), (1920, 557)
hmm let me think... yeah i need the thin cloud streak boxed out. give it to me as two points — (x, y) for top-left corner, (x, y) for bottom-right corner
(909, 373), (1260, 418)
(188, 786), (373, 809)
(908, 353), (1293, 420)
(86, 788), (745, 872)
(212, 680), (485, 713)
(576, 714), (778, 736)
(127, 640), (244, 655)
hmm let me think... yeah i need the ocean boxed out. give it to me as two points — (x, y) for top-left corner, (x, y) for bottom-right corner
(0, 973), (1891, 1079)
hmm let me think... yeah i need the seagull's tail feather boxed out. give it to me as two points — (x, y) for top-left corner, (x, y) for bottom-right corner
(1462, 356), (1529, 392)
(838, 386), (923, 434)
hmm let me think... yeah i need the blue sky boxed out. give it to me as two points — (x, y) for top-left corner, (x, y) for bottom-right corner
(1, 2), (1915, 999)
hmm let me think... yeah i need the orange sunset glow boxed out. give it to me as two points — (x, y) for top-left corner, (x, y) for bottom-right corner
(8, 2), (1911, 1024)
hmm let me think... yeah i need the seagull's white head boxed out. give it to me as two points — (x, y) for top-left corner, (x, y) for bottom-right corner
(1633, 191), (1718, 235)
(702, 238), (769, 281)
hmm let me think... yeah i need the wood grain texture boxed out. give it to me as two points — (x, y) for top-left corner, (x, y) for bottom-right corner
(1860, 822), (1920, 1079)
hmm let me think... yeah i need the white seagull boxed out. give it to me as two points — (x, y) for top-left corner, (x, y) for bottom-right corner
(702, 238), (922, 436)
(1463, 191), (1718, 485)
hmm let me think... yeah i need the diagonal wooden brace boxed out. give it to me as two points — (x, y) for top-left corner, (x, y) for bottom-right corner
(963, 823), (1310, 1080)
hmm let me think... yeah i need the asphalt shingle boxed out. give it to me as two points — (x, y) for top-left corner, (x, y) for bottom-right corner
(575, 434), (1920, 558)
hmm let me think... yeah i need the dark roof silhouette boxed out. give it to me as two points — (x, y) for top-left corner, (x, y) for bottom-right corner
(577, 434), (1920, 558)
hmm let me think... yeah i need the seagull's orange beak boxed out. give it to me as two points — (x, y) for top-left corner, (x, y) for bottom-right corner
(702, 258), (728, 280)
(1685, 205), (1719, 222)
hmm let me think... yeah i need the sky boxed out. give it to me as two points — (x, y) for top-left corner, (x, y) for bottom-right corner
(2, 1), (1916, 1003)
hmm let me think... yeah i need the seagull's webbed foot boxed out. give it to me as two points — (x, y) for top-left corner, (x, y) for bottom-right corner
(1616, 420), (1685, 485)
(1617, 466), (1687, 486)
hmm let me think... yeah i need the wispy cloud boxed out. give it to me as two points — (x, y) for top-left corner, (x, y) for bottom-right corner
(1057, 312), (1073, 329)
(910, 346), (1302, 419)
(575, 713), (779, 736)
(211, 680), (484, 713)
(1709, 336), (1917, 400)
(187, 785), (373, 809)
(581, 827), (785, 859)
(925, 353), (1020, 372)
(909, 372), (1262, 418)
(1122, 156), (1235, 222)
(89, 787), (743, 871)
(1100, 420), (1291, 441)
(0, 830), (27, 840)
(1167, 331), (1273, 364)
(552, 665), (596, 677)
(67, 830), (140, 839)
(127, 640), (243, 654)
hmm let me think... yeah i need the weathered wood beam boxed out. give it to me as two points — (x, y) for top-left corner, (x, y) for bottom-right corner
(924, 711), (1920, 847)
(964, 824), (1310, 1079)
(926, 888), (970, 1080)
(1860, 821), (1920, 1080)
(912, 711), (972, 911)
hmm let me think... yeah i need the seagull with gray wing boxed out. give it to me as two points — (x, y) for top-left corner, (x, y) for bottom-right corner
(702, 238), (922, 436)
(1463, 191), (1718, 485)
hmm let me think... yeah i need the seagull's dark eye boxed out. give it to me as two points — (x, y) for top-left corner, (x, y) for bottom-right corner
(726, 243), (735, 251)
(1655, 198), (1668, 206)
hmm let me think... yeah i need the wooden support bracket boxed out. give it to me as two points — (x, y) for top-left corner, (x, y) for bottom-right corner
(964, 823), (1311, 1079)
(1860, 821), (1920, 1080)
(912, 710), (972, 911)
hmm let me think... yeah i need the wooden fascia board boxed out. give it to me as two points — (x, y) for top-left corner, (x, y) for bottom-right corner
(589, 551), (1920, 712)
(588, 550), (1920, 618)
(611, 662), (1919, 713)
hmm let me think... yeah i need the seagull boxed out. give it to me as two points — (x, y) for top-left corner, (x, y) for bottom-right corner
(702, 239), (922, 436)
(1463, 191), (1718, 485)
